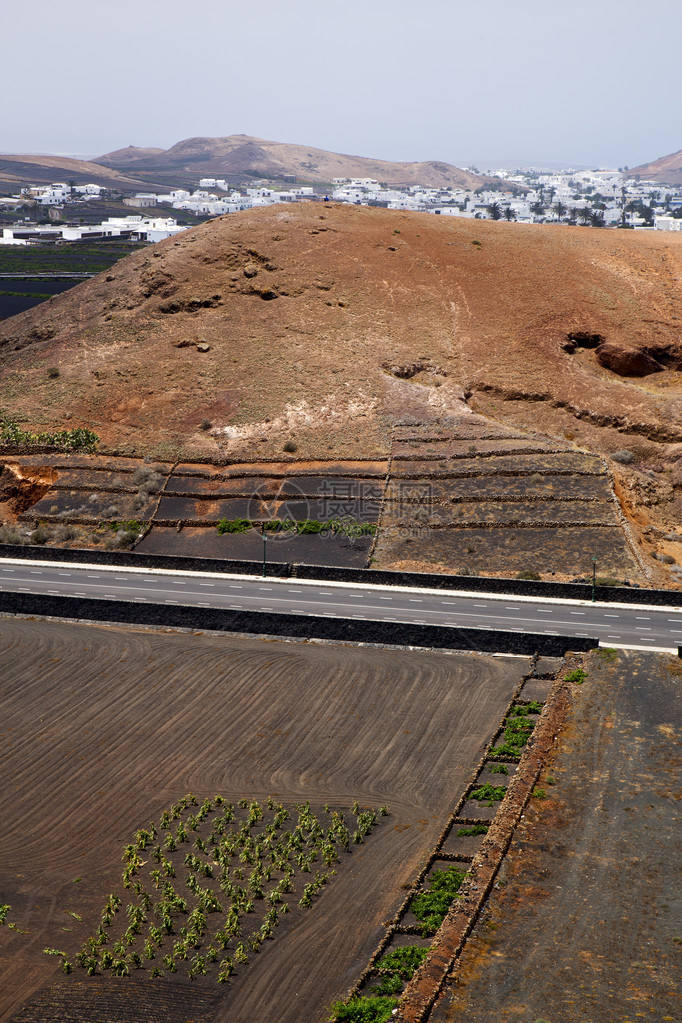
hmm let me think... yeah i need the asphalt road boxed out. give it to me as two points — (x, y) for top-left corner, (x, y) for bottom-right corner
(1, 559), (681, 651)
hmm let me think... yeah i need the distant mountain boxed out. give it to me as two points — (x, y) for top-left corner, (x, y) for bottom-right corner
(626, 149), (682, 186)
(95, 134), (488, 189)
(0, 153), (159, 190)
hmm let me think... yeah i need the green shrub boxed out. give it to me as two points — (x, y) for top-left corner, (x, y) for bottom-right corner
(456, 823), (488, 837)
(217, 518), (251, 534)
(328, 995), (399, 1022)
(297, 519), (324, 534)
(0, 411), (98, 452)
(470, 782), (506, 805)
(0, 525), (26, 545)
(490, 708), (537, 758)
(375, 944), (428, 981)
(565, 668), (587, 684)
(409, 866), (466, 936)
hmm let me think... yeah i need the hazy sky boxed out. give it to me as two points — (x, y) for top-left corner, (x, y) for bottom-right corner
(3, 0), (680, 169)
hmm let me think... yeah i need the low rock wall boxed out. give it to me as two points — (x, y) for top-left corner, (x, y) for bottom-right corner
(0, 591), (595, 656)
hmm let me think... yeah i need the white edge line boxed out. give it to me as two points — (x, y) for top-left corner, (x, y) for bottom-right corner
(598, 640), (678, 654)
(1, 557), (681, 615)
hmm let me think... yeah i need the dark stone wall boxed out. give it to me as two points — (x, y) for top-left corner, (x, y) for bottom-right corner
(0, 591), (595, 657)
(0, 543), (290, 578)
(291, 563), (682, 607)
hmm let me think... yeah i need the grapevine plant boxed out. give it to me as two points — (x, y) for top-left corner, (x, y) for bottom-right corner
(63, 795), (387, 983)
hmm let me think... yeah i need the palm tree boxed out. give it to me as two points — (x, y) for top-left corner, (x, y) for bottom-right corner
(578, 207), (592, 226)
(553, 201), (567, 221)
(530, 201), (545, 219)
(503, 207), (516, 221)
(486, 201), (502, 220)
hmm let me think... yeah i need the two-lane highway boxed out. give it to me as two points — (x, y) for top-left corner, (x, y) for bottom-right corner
(1, 559), (681, 650)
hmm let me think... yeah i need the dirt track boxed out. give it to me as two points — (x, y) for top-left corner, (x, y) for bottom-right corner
(0, 618), (523, 1023)
(430, 650), (681, 1023)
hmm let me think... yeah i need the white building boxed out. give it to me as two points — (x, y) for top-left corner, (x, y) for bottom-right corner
(654, 215), (682, 231)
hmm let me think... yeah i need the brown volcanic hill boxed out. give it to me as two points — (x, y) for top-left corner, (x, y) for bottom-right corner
(1, 204), (681, 495)
(93, 145), (165, 166)
(626, 148), (682, 185)
(96, 134), (487, 189)
(0, 153), (159, 190)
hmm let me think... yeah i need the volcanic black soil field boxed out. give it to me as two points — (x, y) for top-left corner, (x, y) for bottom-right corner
(430, 649), (681, 1023)
(0, 618), (523, 1023)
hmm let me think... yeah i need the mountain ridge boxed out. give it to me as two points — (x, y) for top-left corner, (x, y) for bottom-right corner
(95, 134), (488, 189)
(626, 148), (682, 185)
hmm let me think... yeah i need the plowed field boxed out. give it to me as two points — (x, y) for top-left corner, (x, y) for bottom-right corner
(0, 618), (522, 1023)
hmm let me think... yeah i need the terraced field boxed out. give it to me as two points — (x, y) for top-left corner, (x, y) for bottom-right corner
(375, 421), (644, 582)
(3, 456), (387, 567)
(1, 418), (645, 581)
(0, 618), (522, 1023)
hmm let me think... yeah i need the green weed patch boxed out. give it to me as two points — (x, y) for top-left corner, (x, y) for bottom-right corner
(565, 668), (587, 684)
(409, 865), (466, 936)
(217, 517), (376, 538)
(490, 702), (543, 758)
(455, 823), (488, 837)
(328, 994), (399, 1022)
(217, 518), (251, 534)
(0, 411), (98, 452)
(470, 782), (506, 806)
